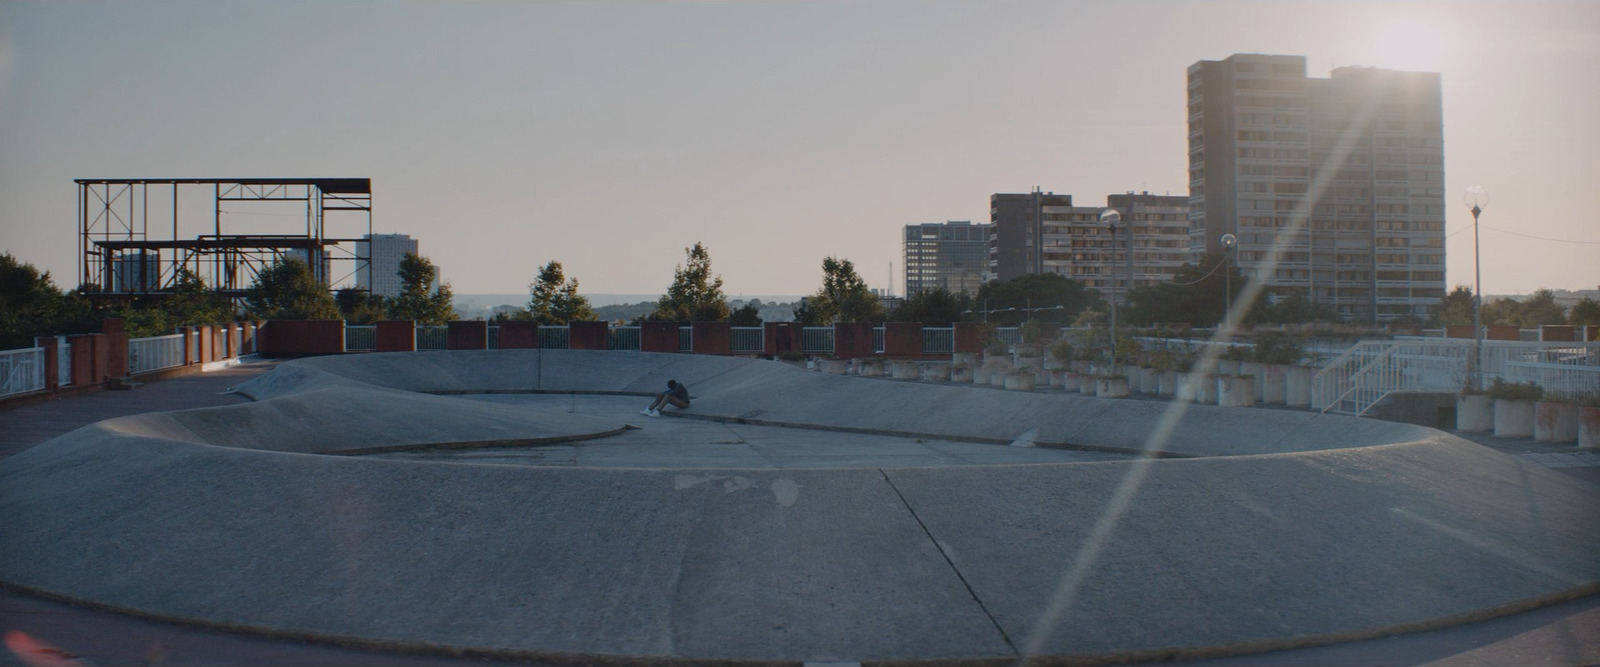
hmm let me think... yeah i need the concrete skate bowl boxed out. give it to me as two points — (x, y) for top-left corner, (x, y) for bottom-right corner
(1, 349), (1596, 665)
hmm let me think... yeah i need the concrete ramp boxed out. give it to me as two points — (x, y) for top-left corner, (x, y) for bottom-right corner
(1, 350), (1595, 664)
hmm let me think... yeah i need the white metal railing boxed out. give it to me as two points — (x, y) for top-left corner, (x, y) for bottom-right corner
(56, 336), (71, 388)
(128, 334), (185, 374)
(416, 325), (448, 350)
(871, 327), (885, 354)
(732, 327), (764, 354)
(345, 325), (376, 351)
(995, 327), (1022, 348)
(922, 327), (954, 354)
(802, 327), (834, 354)
(610, 326), (641, 351)
(678, 326), (693, 353)
(1312, 339), (1600, 415)
(539, 326), (569, 349)
(0, 347), (46, 397)
(488, 326), (500, 349)
(187, 331), (199, 364)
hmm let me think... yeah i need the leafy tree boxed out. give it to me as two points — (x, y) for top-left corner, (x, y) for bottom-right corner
(1513, 289), (1567, 327)
(163, 268), (234, 327)
(887, 288), (972, 326)
(528, 260), (596, 324)
(387, 253), (455, 324)
(245, 258), (339, 320)
(651, 242), (730, 322)
(1124, 254), (1256, 327)
(0, 253), (84, 348)
(975, 273), (1102, 326)
(335, 287), (388, 325)
(1249, 290), (1338, 325)
(730, 302), (763, 326)
(1570, 296), (1600, 327)
(1430, 285), (1476, 327)
(801, 256), (884, 324)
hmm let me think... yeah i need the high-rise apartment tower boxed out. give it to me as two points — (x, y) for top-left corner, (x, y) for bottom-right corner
(355, 233), (419, 298)
(988, 190), (1190, 296)
(1187, 54), (1445, 323)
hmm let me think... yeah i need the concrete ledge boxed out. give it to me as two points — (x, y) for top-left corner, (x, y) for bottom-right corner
(2, 350), (1596, 664)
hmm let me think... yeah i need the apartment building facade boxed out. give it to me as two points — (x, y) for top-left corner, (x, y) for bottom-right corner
(903, 220), (992, 296)
(988, 190), (1190, 296)
(1187, 53), (1445, 323)
(355, 233), (420, 298)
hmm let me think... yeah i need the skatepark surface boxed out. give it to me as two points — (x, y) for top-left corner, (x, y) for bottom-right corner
(1, 350), (1596, 665)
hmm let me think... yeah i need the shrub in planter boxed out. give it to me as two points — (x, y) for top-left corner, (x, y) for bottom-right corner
(1534, 392), (1580, 443)
(1487, 379), (1541, 438)
(1456, 386), (1493, 433)
(1003, 367), (1036, 391)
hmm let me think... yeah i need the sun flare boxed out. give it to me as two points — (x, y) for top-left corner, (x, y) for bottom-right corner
(1373, 19), (1447, 71)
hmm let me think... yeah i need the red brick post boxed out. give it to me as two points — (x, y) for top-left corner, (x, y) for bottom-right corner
(497, 321), (538, 349)
(953, 322), (986, 354)
(34, 337), (59, 391)
(641, 321), (680, 353)
(691, 322), (732, 355)
(67, 334), (98, 386)
(1586, 325), (1600, 342)
(1486, 325), (1520, 341)
(261, 320), (346, 357)
(102, 318), (129, 378)
(375, 321), (416, 352)
(764, 322), (799, 356)
(1539, 325), (1575, 342)
(1445, 325), (1473, 339)
(882, 322), (923, 359)
(568, 321), (609, 350)
(833, 323), (875, 359)
(446, 321), (489, 350)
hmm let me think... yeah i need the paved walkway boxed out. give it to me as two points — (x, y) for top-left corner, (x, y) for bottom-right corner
(1, 360), (1595, 666)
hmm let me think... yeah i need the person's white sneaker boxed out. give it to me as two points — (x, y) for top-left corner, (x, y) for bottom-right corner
(648, 409), (661, 417)
(640, 409), (653, 416)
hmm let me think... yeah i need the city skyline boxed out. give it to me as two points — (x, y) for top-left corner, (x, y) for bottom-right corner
(2, 1), (1596, 298)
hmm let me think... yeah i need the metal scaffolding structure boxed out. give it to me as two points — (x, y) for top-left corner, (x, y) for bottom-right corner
(76, 178), (373, 301)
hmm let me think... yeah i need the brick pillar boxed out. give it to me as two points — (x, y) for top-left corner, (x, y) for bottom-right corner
(1586, 325), (1599, 342)
(568, 321), (609, 350)
(1486, 325), (1520, 341)
(691, 321), (732, 355)
(1445, 325), (1473, 339)
(1539, 325), (1575, 342)
(181, 327), (196, 365)
(953, 322), (987, 354)
(882, 322), (923, 359)
(67, 334), (97, 386)
(34, 337), (59, 391)
(497, 321), (538, 349)
(446, 321), (489, 350)
(764, 322), (797, 356)
(376, 321), (416, 352)
(101, 318), (129, 378)
(833, 323), (874, 359)
(641, 321), (680, 353)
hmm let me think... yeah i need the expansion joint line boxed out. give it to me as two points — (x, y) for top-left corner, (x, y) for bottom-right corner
(878, 469), (1019, 657)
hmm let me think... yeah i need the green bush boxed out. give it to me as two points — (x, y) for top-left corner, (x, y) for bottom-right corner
(1485, 379), (1543, 401)
(1250, 331), (1306, 366)
(1050, 340), (1074, 365)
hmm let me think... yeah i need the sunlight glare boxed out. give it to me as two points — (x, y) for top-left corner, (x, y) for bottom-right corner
(1374, 19), (1447, 71)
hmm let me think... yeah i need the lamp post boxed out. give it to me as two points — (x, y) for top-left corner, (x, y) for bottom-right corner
(1100, 208), (1123, 367)
(1220, 233), (1238, 330)
(1465, 186), (1490, 390)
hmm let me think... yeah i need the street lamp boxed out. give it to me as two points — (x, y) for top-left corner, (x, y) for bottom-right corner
(1100, 208), (1123, 366)
(1220, 233), (1238, 329)
(1465, 186), (1490, 390)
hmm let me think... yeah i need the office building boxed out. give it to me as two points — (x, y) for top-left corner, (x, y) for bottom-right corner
(903, 220), (992, 296)
(110, 251), (160, 293)
(987, 190), (1190, 295)
(1187, 53), (1445, 322)
(355, 233), (419, 298)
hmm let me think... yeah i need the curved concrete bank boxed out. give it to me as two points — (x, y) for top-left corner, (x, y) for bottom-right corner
(2, 350), (1596, 664)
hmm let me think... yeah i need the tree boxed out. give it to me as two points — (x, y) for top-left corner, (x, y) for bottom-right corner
(651, 242), (730, 322)
(1124, 254), (1256, 327)
(1570, 296), (1600, 327)
(528, 260), (596, 325)
(1513, 289), (1567, 327)
(800, 256), (884, 324)
(730, 302), (763, 326)
(1431, 285), (1476, 327)
(0, 253), (87, 348)
(887, 288), (972, 326)
(163, 268), (234, 327)
(1249, 289), (1338, 325)
(244, 258), (339, 320)
(335, 287), (388, 325)
(387, 253), (455, 324)
(975, 273), (1102, 326)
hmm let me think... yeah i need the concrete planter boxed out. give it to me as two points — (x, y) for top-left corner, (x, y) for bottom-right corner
(1070, 360), (1092, 374)
(1059, 373), (1081, 392)
(1015, 356), (1041, 372)
(1218, 375), (1255, 407)
(890, 361), (920, 380)
(1239, 363), (1262, 400)
(1004, 372), (1036, 391)
(952, 352), (979, 367)
(819, 359), (849, 375)
(1138, 367), (1161, 394)
(950, 365), (974, 384)
(990, 366), (1009, 387)
(1260, 365), (1287, 404)
(1197, 374), (1220, 405)
(1158, 370), (1180, 397)
(1096, 376), (1130, 398)
(857, 359), (885, 377)
(1534, 401), (1579, 443)
(1078, 373), (1098, 394)
(1456, 394), (1493, 433)
(1217, 359), (1240, 375)
(1580, 407), (1600, 449)
(1284, 366), (1313, 408)
(919, 363), (950, 382)
(971, 365), (992, 385)
(1493, 399), (1536, 438)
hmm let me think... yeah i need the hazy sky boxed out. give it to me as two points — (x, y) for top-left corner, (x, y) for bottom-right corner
(2, 0), (1596, 298)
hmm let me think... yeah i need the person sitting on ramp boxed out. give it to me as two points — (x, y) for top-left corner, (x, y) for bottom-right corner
(641, 379), (689, 417)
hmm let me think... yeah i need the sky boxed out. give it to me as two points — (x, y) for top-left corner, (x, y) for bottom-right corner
(1, 0), (1596, 299)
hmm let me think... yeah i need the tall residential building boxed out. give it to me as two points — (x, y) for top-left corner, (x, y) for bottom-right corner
(355, 233), (419, 298)
(988, 190), (1190, 295)
(1187, 53), (1445, 323)
(903, 220), (992, 296)
(110, 251), (160, 293)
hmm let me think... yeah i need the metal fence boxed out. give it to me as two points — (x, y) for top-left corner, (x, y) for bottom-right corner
(0, 347), (46, 398)
(801, 327), (834, 354)
(56, 336), (71, 388)
(609, 326), (641, 351)
(539, 326), (570, 349)
(732, 327), (764, 354)
(1312, 339), (1600, 415)
(678, 326), (693, 353)
(488, 326), (500, 350)
(416, 325), (449, 350)
(128, 334), (186, 374)
(922, 327), (954, 354)
(345, 325), (377, 352)
(871, 327), (885, 354)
